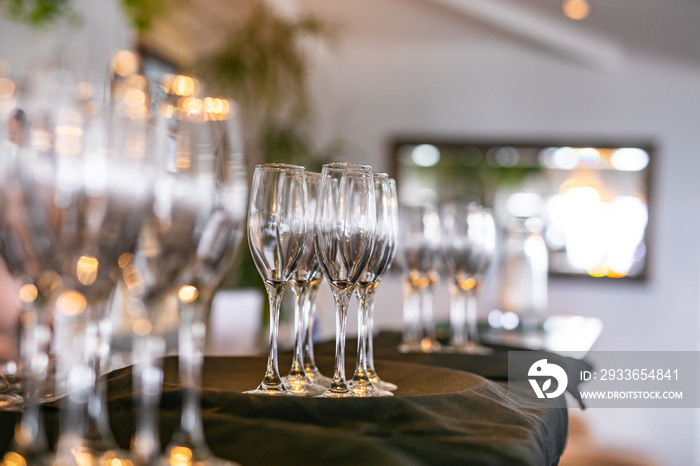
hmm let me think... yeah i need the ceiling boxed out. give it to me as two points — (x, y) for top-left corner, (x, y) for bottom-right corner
(140, 0), (700, 70)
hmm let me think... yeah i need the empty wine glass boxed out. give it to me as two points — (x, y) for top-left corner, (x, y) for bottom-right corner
(283, 171), (326, 396)
(441, 202), (493, 354)
(0, 58), (78, 465)
(246, 163), (307, 396)
(396, 204), (440, 353)
(43, 52), (160, 466)
(349, 173), (397, 397)
(314, 162), (375, 398)
(364, 178), (399, 391)
(162, 98), (247, 465)
(125, 77), (219, 465)
(465, 206), (496, 348)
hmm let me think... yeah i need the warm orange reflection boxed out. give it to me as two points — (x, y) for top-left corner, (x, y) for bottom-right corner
(171, 76), (196, 97)
(56, 290), (87, 316)
(178, 285), (198, 304)
(76, 255), (99, 286)
(169, 446), (193, 466)
(562, 0), (590, 20)
(2, 451), (27, 466)
(132, 318), (152, 337)
(113, 50), (139, 77)
(18, 284), (38, 303)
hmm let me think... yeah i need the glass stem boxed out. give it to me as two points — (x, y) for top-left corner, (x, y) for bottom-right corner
(10, 306), (49, 458)
(364, 286), (378, 379)
(465, 286), (480, 345)
(329, 287), (352, 393)
(173, 294), (211, 450)
(352, 285), (372, 385)
(288, 282), (309, 379)
(449, 285), (467, 347)
(82, 299), (118, 452)
(400, 279), (421, 351)
(131, 299), (166, 464)
(262, 282), (286, 388)
(420, 282), (438, 344)
(302, 281), (321, 375)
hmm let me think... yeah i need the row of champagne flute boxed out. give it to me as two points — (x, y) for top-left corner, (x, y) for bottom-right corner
(397, 202), (497, 355)
(0, 51), (246, 466)
(246, 162), (399, 398)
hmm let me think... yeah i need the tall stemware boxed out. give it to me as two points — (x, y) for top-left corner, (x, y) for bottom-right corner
(314, 162), (375, 398)
(50, 63), (152, 465)
(441, 202), (493, 354)
(364, 178), (399, 391)
(349, 173), (397, 397)
(397, 204), (440, 353)
(245, 163), (307, 396)
(162, 98), (247, 464)
(0, 59), (79, 466)
(126, 79), (218, 465)
(283, 172), (326, 396)
(464, 206), (496, 350)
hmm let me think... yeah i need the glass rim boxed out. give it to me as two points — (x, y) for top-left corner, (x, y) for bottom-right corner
(255, 163), (305, 172)
(321, 162), (372, 172)
(373, 172), (389, 179)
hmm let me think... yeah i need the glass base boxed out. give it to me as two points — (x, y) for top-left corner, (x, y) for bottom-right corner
(348, 382), (393, 397)
(243, 381), (290, 396)
(161, 444), (240, 466)
(320, 388), (355, 398)
(370, 376), (398, 392)
(282, 376), (327, 396)
(54, 446), (130, 466)
(305, 369), (332, 388)
(397, 341), (422, 353)
(0, 393), (23, 410)
(1, 451), (53, 466)
(419, 337), (442, 353)
(449, 342), (494, 355)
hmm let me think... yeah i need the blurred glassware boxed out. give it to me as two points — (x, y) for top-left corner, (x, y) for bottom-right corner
(283, 171), (326, 396)
(499, 214), (548, 334)
(441, 202), (495, 354)
(0, 56), (80, 465)
(162, 97), (246, 464)
(245, 163), (307, 396)
(349, 173), (398, 397)
(396, 204), (440, 353)
(314, 162), (375, 398)
(125, 75), (219, 465)
(49, 59), (151, 465)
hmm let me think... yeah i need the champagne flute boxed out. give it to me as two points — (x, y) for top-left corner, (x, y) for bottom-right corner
(464, 206), (496, 351)
(162, 98), (247, 465)
(283, 172), (326, 396)
(50, 66), (151, 465)
(441, 202), (493, 354)
(126, 79), (219, 465)
(396, 204), (440, 353)
(245, 163), (307, 396)
(314, 162), (375, 398)
(364, 178), (399, 391)
(349, 173), (397, 397)
(0, 59), (78, 465)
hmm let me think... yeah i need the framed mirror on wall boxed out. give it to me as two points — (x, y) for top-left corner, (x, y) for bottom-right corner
(389, 138), (653, 280)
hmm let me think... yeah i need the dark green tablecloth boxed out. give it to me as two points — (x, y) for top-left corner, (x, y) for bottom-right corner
(0, 347), (569, 466)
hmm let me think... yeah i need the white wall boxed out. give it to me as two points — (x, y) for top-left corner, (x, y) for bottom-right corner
(307, 38), (700, 465)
